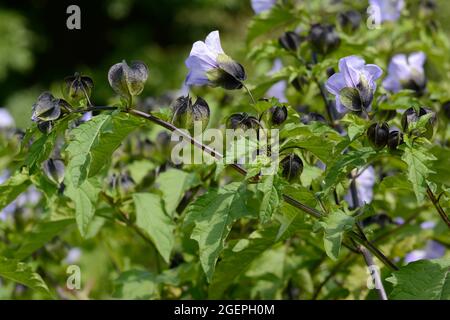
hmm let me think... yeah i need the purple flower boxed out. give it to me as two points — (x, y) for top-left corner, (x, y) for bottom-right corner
(369, 0), (405, 22)
(251, 0), (276, 14)
(64, 248), (82, 264)
(0, 108), (14, 128)
(326, 56), (383, 113)
(404, 241), (446, 264)
(266, 59), (287, 102)
(383, 52), (427, 93)
(185, 31), (246, 90)
(345, 166), (376, 205)
(420, 220), (436, 230)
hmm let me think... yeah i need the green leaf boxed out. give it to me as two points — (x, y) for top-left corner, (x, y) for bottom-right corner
(429, 146), (450, 186)
(133, 193), (175, 264)
(318, 210), (355, 260)
(340, 113), (368, 141)
(0, 170), (31, 211)
(401, 140), (436, 202)
(0, 256), (52, 298)
(322, 147), (376, 193)
(155, 169), (201, 216)
(386, 258), (450, 300)
(280, 123), (344, 164)
(247, 5), (297, 43)
(14, 219), (74, 260)
(113, 270), (159, 299)
(379, 174), (412, 193)
(24, 130), (58, 174)
(255, 175), (281, 223)
(64, 174), (103, 237)
(65, 112), (141, 187)
(184, 182), (256, 281)
(208, 226), (279, 298)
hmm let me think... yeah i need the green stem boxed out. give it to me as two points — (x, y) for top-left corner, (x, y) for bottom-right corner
(426, 185), (450, 229)
(242, 83), (256, 104)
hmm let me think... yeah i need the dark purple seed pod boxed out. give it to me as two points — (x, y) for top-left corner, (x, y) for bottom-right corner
(171, 95), (210, 132)
(63, 72), (94, 104)
(37, 121), (54, 134)
(442, 101), (450, 119)
(227, 113), (259, 130)
(338, 10), (362, 32)
(280, 154), (303, 182)
(367, 122), (389, 150)
(401, 107), (436, 139)
(271, 106), (288, 125)
(300, 112), (326, 124)
(291, 75), (308, 92)
(278, 31), (303, 52)
(387, 131), (404, 150)
(309, 23), (340, 55)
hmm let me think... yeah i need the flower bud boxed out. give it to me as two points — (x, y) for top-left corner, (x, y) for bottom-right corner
(108, 60), (149, 100)
(278, 31), (303, 52)
(326, 67), (336, 78)
(300, 112), (326, 124)
(387, 131), (404, 150)
(441, 101), (450, 120)
(367, 122), (389, 150)
(378, 109), (397, 122)
(420, 0), (436, 17)
(338, 10), (361, 33)
(227, 113), (260, 130)
(43, 159), (65, 185)
(270, 106), (288, 125)
(280, 154), (303, 182)
(291, 75), (307, 92)
(401, 107), (436, 139)
(171, 96), (210, 133)
(309, 24), (340, 55)
(37, 121), (54, 134)
(31, 92), (65, 122)
(63, 73), (94, 105)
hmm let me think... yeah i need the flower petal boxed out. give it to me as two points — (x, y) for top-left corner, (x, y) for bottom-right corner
(382, 74), (401, 92)
(339, 56), (365, 88)
(364, 64), (383, 81)
(204, 30), (224, 55)
(251, 0), (276, 14)
(325, 72), (346, 95)
(186, 41), (218, 69)
(408, 51), (426, 69)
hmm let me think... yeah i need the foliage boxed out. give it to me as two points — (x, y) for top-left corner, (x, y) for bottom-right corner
(0, 0), (449, 300)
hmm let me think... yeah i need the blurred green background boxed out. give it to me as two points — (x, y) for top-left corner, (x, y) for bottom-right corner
(1, 0), (450, 129)
(0, 0), (253, 128)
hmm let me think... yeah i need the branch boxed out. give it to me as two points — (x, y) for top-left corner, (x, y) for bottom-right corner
(125, 108), (398, 270)
(358, 246), (388, 300)
(426, 184), (450, 229)
(71, 105), (397, 271)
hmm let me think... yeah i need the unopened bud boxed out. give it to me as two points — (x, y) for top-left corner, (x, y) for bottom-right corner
(367, 122), (389, 150)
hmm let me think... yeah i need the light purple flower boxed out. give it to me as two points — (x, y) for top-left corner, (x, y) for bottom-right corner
(64, 248), (82, 264)
(266, 59), (287, 103)
(383, 52), (426, 93)
(420, 220), (436, 230)
(325, 56), (383, 113)
(404, 240), (446, 264)
(251, 0), (277, 14)
(345, 166), (376, 205)
(0, 108), (15, 128)
(185, 31), (246, 90)
(369, 0), (405, 22)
